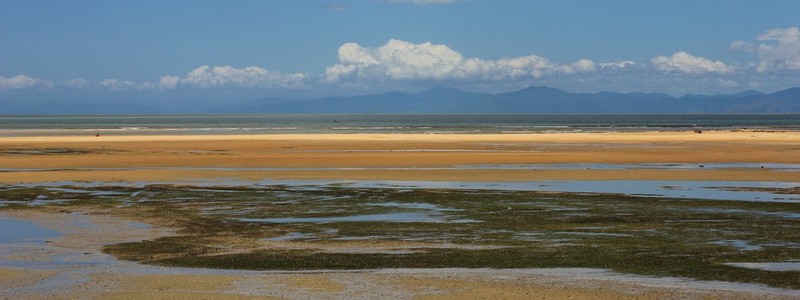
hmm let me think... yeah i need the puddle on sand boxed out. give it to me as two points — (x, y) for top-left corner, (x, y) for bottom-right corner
(237, 212), (480, 224)
(725, 262), (800, 271)
(333, 235), (388, 241)
(694, 208), (800, 220)
(711, 240), (763, 251)
(368, 202), (461, 211)
(11, 179), (800, 203)
(45, 187), (127, 196)
(333, 180), (800, 203)
(0, 215), (61, 243)
(556, 231), (635, 238)
(264, 232), (316, 241)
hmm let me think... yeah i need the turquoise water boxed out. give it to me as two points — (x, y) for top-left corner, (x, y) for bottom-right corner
(1, 114), (798, 135)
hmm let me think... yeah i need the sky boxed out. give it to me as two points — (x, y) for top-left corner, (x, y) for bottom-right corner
(1, 0), (800, 100)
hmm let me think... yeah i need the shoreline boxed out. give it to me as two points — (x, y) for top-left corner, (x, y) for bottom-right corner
(3, 169), (800, 184)
(3, 129), (800, 142)
(2, 210), (798, 299)
(2, 130), (799, 298)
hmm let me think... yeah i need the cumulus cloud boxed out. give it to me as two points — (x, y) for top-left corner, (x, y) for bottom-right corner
(0, 74), (45, 90)
(754, 27), (800, 72)
(729, 40), (756, 53)
(1, 64), (310, 92)
(158, 75), (181, 89)
(169, 65), (307, 89)
(571, 59), (596, 73)
(650, 51), (735, 74)
(101, 79), (139, 91)
(324, 39), (600, 83)
(598, 60), (636, 69)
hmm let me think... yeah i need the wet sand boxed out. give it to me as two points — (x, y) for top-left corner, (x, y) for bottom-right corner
(2, 131), (800, 298)
(1, 131), (799, 184)
(2, 211), (798, 299)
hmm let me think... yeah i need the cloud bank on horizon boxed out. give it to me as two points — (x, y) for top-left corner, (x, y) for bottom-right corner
(2, 27), (800, 95)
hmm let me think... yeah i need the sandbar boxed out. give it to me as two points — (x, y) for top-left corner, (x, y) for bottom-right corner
(1, 131), (799, 183)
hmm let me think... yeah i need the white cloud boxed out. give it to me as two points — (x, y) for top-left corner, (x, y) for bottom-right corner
(650, 51), (735, 74)
(94, 65), (308, 91)
(571, 59), (596, 73)
(158, 76), (181, 89)
(754, 27), (800, 72)
(0, 74), (44, 90)
(494, 55), (569, 78)
(598, 60), (636, 69)
(729, 40), (755, 52)
(175, 65), (306, 89)
(324, 39), (600, 84)
(101, 79), (139, 91)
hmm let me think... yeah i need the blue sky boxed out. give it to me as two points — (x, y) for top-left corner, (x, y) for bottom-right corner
(1, 0), (800, 98)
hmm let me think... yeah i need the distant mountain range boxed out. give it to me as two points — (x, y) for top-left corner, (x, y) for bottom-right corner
(208, 86), (800, 114)
(3, 86), (800, 114)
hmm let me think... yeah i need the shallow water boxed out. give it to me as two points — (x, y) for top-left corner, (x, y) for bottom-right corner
(0, 216), (60, 243)
(368, 202), (461, 211)
(710, 240), (763, 251)
(13, 179), (800, 203)
(238, 212), (480, 224)
(253, 180), (799, 203)
(694, 208), (800, 219)
(264, 232), (316, 241)
(4, 114), (799, 135)
(725, 262), (800, 271)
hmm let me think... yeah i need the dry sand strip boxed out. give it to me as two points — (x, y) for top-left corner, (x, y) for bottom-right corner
(1, 131), (799, 183)
(2, 210), (798, 300)
(2, 168), (800, 184)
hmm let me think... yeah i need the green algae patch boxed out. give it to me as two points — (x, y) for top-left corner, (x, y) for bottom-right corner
(2, 184), (799, 289)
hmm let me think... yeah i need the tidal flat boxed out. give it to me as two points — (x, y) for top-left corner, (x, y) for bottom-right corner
(2, 184), (798, 290)
(2, 131), (800, 298)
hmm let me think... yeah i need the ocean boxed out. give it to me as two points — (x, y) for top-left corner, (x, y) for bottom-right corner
(1, 114), (799, 136)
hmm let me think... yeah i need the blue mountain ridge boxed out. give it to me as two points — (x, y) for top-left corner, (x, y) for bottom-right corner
(2, 86), (799, 114)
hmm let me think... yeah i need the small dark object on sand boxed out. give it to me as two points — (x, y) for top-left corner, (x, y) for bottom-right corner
(694, 130), (702, 134)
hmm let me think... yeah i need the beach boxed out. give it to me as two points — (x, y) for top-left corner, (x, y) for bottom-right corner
(2, 131), (800, 184)
(5, 0), (800, 297)
(2, 130), (800, 299)
(3, 210), (798, 299)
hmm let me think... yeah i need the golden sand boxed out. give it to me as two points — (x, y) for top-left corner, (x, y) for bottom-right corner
(1, 131), (799, 184)
(3, 131), (800, 299)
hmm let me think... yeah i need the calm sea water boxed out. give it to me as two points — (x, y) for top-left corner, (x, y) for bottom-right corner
(0, 114), (798, 136)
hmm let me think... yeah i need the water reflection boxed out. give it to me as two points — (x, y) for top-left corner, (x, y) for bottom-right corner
(0, 215), (60, 243)
(238, 212), (480, 224)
